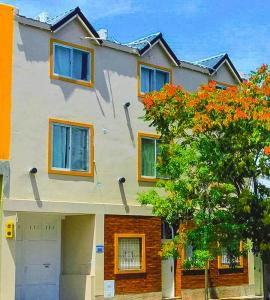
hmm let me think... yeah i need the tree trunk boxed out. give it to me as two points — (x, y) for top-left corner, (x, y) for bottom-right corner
(205, 262), (209, 300)
(262, 252), (270, 300)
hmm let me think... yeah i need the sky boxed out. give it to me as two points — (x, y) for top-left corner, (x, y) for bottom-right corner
(3, 0), (270, 74)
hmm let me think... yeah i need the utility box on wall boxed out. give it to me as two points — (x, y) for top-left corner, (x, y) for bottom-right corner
(5, 221), (14, 239)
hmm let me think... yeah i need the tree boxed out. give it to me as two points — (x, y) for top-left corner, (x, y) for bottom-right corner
(138, 65), (270, 300)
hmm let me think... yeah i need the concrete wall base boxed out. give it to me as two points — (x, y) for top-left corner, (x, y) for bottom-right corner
(182, 284), (255, 300)
(95, 291), (162, 300)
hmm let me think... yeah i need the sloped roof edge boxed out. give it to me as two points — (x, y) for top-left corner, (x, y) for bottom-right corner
(126, 32), (179, 66)
(139, 33), (180, 66)
(50, 7), (102, 45)
(211, 54), (243, 83)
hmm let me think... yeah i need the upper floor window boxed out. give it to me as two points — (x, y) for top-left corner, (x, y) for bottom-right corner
(138, 62), (172, 95)
(138, 132), (161, 182)
(50, 39), (94, 87)
(216, 83), (227, 90)
(48, 119), (94, 177)
(214, 81), (235, 90)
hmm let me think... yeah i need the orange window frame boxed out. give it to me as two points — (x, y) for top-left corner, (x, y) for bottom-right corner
(137, 131), (161, 182)
(209, 80), (236, 89)
(50, 38), (95, 88)
(137, 61), (173, 97)
(114, 233), (146, 274)
(218, 242), (244, 269)
(48, 118), (94, 177)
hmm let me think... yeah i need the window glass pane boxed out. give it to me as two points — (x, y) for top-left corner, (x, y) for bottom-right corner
(156, 70), (169, 90)
(162, 222), (173, 239)
(54, 45), (71, 77)
(118, 238), (141, 270)
(52, 124), (70, 169)
(186, 244), (194, 260)
(156, 140), (162, 178)
(221, 249), (240, 267)
(71, 127), (89, 171)
(141, 67), (154, 93)
(72, 49), (90, 81)
(141, 138), (155, 177)
(216, 84), (227, 90)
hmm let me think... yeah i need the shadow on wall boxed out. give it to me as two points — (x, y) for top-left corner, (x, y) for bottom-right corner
(18, 22), (139, 120)
(118, 182), (129, 213)
(18, 24), (49, 62)
(0, 161), (10, 199)
(30, 173), (42, 208)
(61, 215), (95, 299)
(124, 106), (135, 147)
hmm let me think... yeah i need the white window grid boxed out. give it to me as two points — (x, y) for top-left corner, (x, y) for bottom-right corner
(221, 253), (240, 266)
(118, 238), (142, 270)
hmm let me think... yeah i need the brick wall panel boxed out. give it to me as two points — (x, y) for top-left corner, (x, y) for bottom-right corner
(175, 222), (249, 295)
(104, 215), (162, 295)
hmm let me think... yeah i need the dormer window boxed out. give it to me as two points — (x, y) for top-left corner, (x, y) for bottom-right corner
(216, 84), (227, 90)
(50, 39), (94, 87)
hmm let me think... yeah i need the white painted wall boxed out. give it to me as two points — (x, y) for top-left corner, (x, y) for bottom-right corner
(9, 18), (239, 209)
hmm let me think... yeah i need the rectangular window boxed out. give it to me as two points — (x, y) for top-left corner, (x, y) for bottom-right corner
(218, 246), (243, 269)
(138, 132), (161, 182)
(213, 80), (235, 90)
(114, 234), (146, 274)
(50, 39), (94, 87)
(138, 62), (171, 95)
(162, 221), (173, 240)
(185, 244), (194, 261)
(216, 84), (227, 90)
(49, 119), (94, 177)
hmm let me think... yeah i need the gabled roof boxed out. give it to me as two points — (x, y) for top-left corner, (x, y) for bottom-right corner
(48, 7), (102, 45)
(194, 53), (227, 69)
(126, 32), (180, 66)
(194, 53), (242, 82)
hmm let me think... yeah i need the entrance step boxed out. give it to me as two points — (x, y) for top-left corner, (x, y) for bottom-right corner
(162, 297), (182, 300)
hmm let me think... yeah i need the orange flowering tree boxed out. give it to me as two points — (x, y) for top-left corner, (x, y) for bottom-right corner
(138, 65), (270, 299)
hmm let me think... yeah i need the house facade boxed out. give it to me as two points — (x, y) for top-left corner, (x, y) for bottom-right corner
(0, 3), (258, 300)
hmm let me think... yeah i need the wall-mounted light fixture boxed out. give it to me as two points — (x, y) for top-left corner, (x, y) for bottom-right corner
(29, 167), (38, 174)
(118, 177), (126, 184)
(123, 102), (130, 109)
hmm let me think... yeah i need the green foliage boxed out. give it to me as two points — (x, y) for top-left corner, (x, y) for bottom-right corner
(138, 65), (270, 267)
(160, 236), (181, 260)
(183, 250), (211, 270)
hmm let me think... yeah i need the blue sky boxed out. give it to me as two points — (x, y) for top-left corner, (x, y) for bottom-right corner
(3, 0), (270, 74)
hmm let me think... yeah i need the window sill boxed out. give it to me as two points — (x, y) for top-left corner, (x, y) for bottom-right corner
(48, 168), (94, 177)
(218, 266), (243, 270)
(115, 269), (146, 275)
(182, 269), (206, 276)
(51, 74), (94, 88)
(138, 176), (159, 183)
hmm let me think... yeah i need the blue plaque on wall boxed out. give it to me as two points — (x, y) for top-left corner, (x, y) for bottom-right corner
(96, 244), (104, 253)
